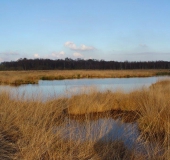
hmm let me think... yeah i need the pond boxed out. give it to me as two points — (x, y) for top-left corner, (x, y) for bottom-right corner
(55, 117), (138, 146)
(0, 76), (169, 100)
(53, 112), (160, 154)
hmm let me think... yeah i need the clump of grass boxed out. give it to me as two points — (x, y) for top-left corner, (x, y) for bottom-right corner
(137, 80), (170, 139)
(68, 89), (140, 115)
(0, 133), (18, 160)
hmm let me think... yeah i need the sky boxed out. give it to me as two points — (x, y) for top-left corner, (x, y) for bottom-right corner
(0, 0), (170, 62)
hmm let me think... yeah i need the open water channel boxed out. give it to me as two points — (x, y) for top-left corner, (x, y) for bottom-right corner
(0, 76), (169, 100)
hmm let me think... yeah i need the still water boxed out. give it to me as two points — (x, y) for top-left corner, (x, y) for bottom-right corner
(53, 113), (157, 152)
(0, 76), (169, 100)
(54, 115), (139, 149)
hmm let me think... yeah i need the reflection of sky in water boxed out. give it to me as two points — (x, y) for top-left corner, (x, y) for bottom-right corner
(0, 76), (169, 100)
(53, 116), (160, 151)
(53, 117), (139, 149)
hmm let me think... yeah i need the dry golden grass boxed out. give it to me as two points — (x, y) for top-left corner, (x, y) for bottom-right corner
(0, 69), (169, 85)
(0, 92), (135, 159)
(68, 89), (138, 114)
(0, 79), (170, 159)
(137, 80), (170, 138)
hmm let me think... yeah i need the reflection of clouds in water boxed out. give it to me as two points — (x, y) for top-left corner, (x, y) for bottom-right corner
(65, 85), (98, 95)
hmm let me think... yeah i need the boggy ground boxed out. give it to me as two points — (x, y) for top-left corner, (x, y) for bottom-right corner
(0, 69), (170, 85)
(0, 79), (170, 159)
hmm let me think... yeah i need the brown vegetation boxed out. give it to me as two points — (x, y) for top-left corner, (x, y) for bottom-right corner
(0, 79), (170, 159)
(0, 69), (169, 85)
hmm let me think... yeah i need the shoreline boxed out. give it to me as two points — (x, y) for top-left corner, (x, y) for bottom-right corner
(0, 69), (170, 86)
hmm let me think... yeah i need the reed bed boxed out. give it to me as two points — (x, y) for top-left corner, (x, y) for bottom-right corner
(0, 79), (170, 159)
(0, 69), (169, 85)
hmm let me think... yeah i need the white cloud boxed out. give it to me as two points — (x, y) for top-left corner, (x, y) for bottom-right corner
(65, 42), (77, 50)
(51, 51), (65, 58)
(65, 41), (94, 51)
(80, 44), (94, 51)
(34, 54), (40, 58)
(73, 52), (83, 58)
(59, 51), (65, 55)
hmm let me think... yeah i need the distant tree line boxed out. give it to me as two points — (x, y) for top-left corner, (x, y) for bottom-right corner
(0, 58), (170, 70)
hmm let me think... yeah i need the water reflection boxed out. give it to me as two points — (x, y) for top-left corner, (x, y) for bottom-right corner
(54, 111), (139, 149)
(69, 110), (139, 123)
(53, 111), (162, 157)
(0, 76), (169, 101)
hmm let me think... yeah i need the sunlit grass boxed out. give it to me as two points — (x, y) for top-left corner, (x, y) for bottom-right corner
(0, 79), (170, 159)
(0, 69), (169, 85)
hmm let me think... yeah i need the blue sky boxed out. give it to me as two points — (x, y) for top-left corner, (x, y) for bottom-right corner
(0, 0), (170, 62)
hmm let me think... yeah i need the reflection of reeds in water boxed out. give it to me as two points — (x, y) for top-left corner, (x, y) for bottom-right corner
(69, 110), (139, 123)
(0, 79), (170, 159)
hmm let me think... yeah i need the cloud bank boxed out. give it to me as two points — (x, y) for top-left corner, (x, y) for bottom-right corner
(65, 41), (94, 51)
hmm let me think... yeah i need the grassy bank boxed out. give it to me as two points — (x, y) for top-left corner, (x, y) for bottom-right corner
(0, 69), (170, 85)
(0, 80), (170, 159)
